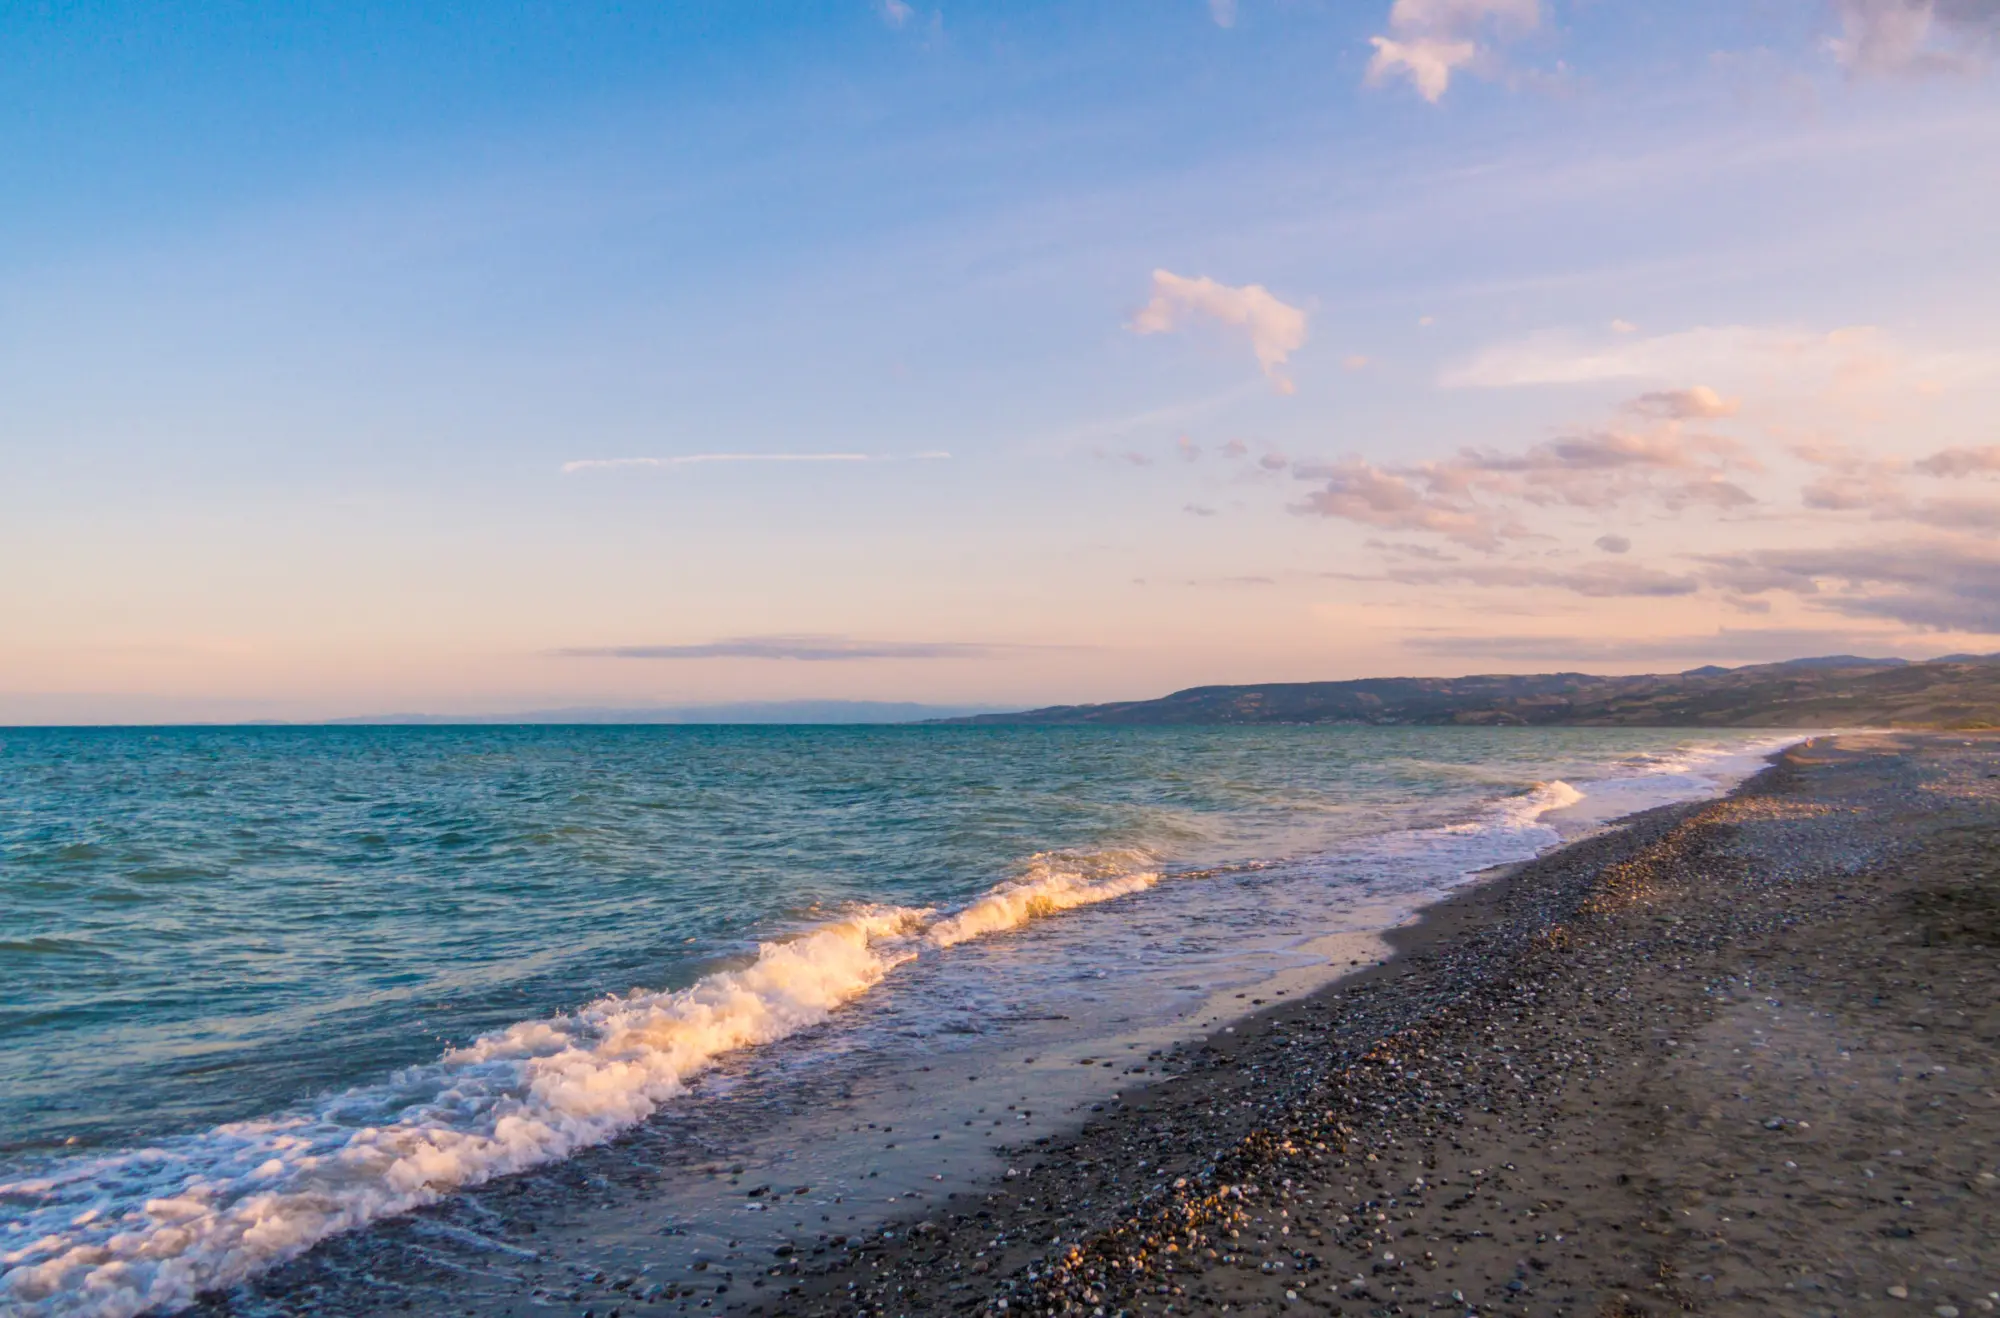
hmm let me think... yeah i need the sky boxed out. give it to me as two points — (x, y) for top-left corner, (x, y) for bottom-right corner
(5, 0), (2000, 721)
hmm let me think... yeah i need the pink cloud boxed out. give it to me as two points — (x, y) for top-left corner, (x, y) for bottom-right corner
(1130, 270), (1309, 394)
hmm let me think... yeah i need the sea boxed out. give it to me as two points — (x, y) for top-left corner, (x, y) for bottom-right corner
(0, 724), (1802, 1316)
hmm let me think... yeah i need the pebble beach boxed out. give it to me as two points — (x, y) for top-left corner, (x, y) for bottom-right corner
(753, 732), (2000, 1318)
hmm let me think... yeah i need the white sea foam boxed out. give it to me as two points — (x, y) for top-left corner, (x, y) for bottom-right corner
(927, 848), (1161, 948)
(1486, 778), (1585, 829)
(0, 854), (1165, 1318)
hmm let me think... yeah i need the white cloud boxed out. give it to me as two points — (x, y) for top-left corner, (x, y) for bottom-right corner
(1209, 0), (1238, 28)
(1364, 0), (1540, 102)
(1828, 0), (2000, 76)
(562, 452), (949, 473)
(1129, 269), (1309, 394)
(879, 0), (914, 29)
(1367, 37), (1479, 102)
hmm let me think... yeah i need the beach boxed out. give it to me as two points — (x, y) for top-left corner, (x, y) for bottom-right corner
(729, 732), (2000, 1318)
(18, 730), (1998, 1317)
(9, 727), (1798, 1318)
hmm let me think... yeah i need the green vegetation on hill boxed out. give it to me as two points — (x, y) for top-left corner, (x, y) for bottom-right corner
(954, 655), (2000, 729)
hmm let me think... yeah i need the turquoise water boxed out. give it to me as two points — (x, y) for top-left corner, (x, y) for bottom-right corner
(0, 724), (1793, 1315)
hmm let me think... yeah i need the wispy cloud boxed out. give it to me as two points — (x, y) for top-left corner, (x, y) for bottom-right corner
(1209, 0), (1239, 28)
(879, 0), (914, 29)
(558, 634), (1020, 661)
(1915, 444), (2000, 477)
(1828, 0), (2000, 77)
(562, 451), (949, 474)
(1364, 0), (1540, 103)
(1355, 560), (1704, 598)
(1129, 269), (1308, 394)
(1441, 324), (1924, 390)
(1698, 539), (2000, 633)
(1626, 386), (1740, 420)
(1292, 401), (1761, 548)
(1403, 628), (1921, 665)
(1795, 439), (2000, 529)
(1366, 538), (1459, 561)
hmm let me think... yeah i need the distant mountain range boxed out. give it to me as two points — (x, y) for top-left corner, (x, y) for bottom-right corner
(944, 654), (2000, 729)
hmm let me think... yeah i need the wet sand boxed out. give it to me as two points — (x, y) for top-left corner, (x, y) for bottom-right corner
(730, 733), (2000, 1317)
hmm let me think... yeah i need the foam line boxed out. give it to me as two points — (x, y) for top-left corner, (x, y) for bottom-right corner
(0, 854), (1162, 1317)
(927, 848), (1161, 948)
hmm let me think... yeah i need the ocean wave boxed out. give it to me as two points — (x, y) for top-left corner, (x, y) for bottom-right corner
(0, 852), (1163, 1318)
(927, 848), (1161, 948)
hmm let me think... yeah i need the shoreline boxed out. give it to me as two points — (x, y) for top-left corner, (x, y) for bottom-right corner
(755, 763), (1781, 1317)
(164, 739), (1824, 1318)
(0, 732), (1793, 1318)
(740, 731), (2000, 1317)
(147, 731), (1907, 1318)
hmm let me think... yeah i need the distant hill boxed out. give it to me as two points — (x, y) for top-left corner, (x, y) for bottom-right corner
(945, 654), (2000, 729)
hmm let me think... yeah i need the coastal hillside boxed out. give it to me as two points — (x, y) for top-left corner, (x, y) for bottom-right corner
(952, 654), (2000, 728)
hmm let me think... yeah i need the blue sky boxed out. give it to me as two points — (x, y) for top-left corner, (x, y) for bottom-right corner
(5, 1), (2000, 720)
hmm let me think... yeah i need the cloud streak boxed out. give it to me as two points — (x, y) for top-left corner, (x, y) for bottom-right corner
(1627, 386), (1740, 420)
(1441, 324), (1917, 390)
(562, 452), (949, 474)
(558, 635), (1020, 661)
(1698, 540), (2000, 633)
(1357, 561), (1703, 598)
(1130, 269), (1308, 394)
(1403, 628), (1920, 664)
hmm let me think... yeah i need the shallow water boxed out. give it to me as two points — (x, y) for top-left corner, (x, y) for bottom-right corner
(0, 724), (1798, 1315)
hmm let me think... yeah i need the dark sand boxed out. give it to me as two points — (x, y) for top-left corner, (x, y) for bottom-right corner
(719, 733), (1998, 1318)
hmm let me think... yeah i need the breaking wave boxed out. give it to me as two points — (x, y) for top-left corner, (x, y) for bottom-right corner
(0, 853), (1163, 1317)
